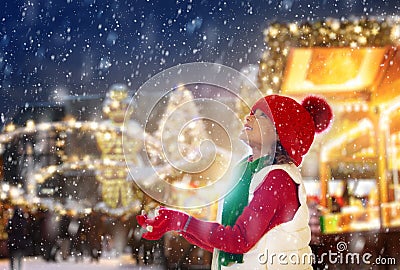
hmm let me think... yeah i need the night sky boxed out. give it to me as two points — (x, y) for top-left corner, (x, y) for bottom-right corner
(1, 0), (399, 125)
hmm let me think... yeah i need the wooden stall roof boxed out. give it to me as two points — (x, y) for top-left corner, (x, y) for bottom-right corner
(279, 45), (400, 167)
(280, 46), (399, 102)
(372, 47), (400, 104)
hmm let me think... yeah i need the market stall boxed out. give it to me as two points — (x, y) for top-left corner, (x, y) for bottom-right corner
(252, 17), (400, 268)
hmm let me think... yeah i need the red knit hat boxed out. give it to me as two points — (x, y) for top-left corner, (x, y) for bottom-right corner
(251, 95), (333, 166)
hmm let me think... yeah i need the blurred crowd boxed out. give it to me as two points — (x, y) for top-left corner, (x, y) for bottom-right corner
(1, 203), (212, 269)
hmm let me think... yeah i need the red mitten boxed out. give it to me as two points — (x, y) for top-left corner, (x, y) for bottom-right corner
(136, 207), (190, 240)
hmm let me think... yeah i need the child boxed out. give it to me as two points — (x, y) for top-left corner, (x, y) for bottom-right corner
(137, 94), (333, 269)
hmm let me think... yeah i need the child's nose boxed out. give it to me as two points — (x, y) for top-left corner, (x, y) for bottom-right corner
(245, 114), (254, 122)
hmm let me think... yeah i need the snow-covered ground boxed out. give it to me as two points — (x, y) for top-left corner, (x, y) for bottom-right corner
(0, 255), (165, 270)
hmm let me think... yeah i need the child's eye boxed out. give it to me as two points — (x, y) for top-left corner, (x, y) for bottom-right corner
(253, 109), (268, 118)
(256, 111), (267, 118)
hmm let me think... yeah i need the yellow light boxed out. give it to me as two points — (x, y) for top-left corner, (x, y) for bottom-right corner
(269, 27), (279, 38)
(289, 23), (298, 33)
(2, 183), (10, 192)
(34, 174), (43, 183)
(67, 117), (76, 124)
(359, 36), (367, 45)
(391, 24), (400, 40)
(9, 187), (20, 198)
(47, 166), (57, 174)
(371, 26), (380, 35)
(178, 134), (185, 142)
(5, 123), (16, 132)
(38, 122), (51, 131)
(321, 118), (373, 162)
(350, 41), (358, 48)
(111, 100), (119, 109)
(104, 132), (112, 140)
(103, 107), (111, 114)
(354, 25), (362, 33)
(90, 121), (98, 130)
(26, 120), (35, 130)
(330, 20), (340, 31)
(380, 96), (400, 131)
(87, 163), (95, 170)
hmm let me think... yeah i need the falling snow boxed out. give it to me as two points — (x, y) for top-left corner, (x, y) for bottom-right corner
(0, 0), (400, 268)
(1, 0), (398, 122)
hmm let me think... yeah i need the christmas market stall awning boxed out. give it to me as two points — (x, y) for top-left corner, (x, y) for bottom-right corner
(278, 44), (400, 207)
(256, 17), (400, 96)
(253, 18), (400, 213)
(281, 47), (387, 100)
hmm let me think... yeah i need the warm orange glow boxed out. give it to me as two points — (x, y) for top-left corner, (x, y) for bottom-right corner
(321, 118), (374, 162)
(282, 47), (387, 94)
(306, 49), (363, 84)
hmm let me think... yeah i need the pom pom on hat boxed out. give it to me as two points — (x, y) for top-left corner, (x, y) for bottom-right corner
(302, 95), (333, 133)
(251, 94), (333, 166)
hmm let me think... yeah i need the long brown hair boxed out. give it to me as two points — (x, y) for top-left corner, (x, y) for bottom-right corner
(273, 140), (294, 165)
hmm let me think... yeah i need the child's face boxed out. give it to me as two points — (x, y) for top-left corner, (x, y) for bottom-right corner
(239, 109), (276, 150)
